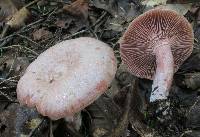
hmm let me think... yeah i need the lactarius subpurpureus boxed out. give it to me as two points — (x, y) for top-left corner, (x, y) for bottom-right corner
(17, 37), (117, 120)
(120, 9), (194, 102)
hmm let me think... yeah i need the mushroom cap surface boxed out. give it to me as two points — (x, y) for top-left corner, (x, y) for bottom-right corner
(120, 8), (194, 79)
(17, 37), (117, 120)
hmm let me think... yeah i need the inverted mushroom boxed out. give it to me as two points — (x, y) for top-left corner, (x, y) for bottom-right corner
(17, 37), (117, 120)
(120, 8), (194, 102)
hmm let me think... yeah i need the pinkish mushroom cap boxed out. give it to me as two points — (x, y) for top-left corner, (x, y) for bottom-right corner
(120, 8), (194, 102)
(17, 37), (117, 120)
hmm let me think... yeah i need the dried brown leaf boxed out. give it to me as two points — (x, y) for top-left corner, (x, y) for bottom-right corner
(0, 0), (23, 22)
(6, 7), (30, 28)
(180, 53), (200, 72)
(55, 18), (73, 29)
(180, 73), (200, 90)
(86, 95), (121, 137)
(63, 0), (89, 20)
(55, 20), (67, 28)
(108, 87), (132, 137)
(92, 0), (118, 16)
(0, 104), (19, 137)
(32, 28), (53, 41)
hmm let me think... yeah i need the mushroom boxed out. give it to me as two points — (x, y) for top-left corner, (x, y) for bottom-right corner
(120, 8), (194, 102)
(17, 37), (117, 120)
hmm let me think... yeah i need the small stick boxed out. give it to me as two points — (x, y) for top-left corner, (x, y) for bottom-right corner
(0, 90), (15, 102)
(0, 0), (42, 38)
(0, 75), (20, 85)
(49, 120), (54, 137)
(0, 45), (39, 56)
(1, 25), (9, 38)
(16, 34), (40, 46)
(25, 0), (41, 8)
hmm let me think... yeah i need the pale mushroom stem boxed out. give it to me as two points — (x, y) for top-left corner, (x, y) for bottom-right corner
(150, 44), (174, 102)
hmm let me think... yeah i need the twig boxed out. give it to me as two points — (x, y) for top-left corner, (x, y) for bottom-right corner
(1, 25), (9, 38)
(47, 7), (59, 20)
(0, 90), (15, 102)
(23, 46), (39, 56)
(5, 56), (16, 78)
(65, 124), (83, 137)
(0, 34), (15, 42)
(16, 34), (40, 46)
(63, 29), (88, 40)
(179, 130), (192, 137)
(22, 18), (44, 30)
(0, 45), (39, 56)
(0, 37), (13, 48)
(169, 0), (200, 3)
(25, 0), (41, 8)
(63, 11), (108, 40)
(94, 11), (109, 33)
(0, 75), (20, 85)
(0, 86), (16, 90)
(0, 19), (44, 43)
(49, 120), (54, 137)
(92, 11), (108, 27)
(88, 28), (98, 39)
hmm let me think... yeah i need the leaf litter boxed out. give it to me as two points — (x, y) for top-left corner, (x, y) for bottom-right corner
(0, 0), (200, 137)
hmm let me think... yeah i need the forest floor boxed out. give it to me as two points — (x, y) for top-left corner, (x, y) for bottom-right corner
(0, 0), (200, 137)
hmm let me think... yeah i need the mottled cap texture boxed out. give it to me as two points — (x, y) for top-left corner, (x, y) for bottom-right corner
(17, 37), (117, 120)
(120, 8), (194, 79)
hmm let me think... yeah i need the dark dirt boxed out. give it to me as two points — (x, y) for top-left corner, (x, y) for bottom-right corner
(0, 0), (200, 137)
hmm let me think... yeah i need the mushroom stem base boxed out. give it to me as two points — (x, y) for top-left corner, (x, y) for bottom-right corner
(150, 44), (174, 102)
